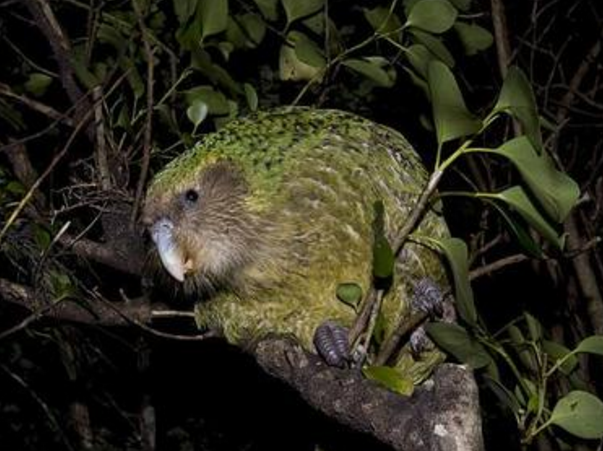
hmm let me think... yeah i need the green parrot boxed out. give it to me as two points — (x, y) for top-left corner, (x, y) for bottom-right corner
(143, 108), (450, 379)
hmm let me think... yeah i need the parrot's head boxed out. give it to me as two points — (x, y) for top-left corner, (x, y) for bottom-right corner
(142, 159), (264, 294)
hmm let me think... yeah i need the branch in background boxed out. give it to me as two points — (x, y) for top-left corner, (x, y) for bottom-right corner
(130, 0), (155, 223)
(0, 278), (212, 344)
(554, 32), (603, 335)
(58, 233), (144, 276)
(0, 277), (153, 330)
(3, 141), (47, 211)
(490, 0), (521, 138)
(489, 0), (512, 79)
(23, 0), (93, 140)
(0, 82), (74, 126)
(92, 86), (112, 191)
(0, 109), (93, 243)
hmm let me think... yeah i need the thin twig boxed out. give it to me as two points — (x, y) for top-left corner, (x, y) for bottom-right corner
(350, 171), (443, 351)
(0, 364), (76, 451)
(130, 0), (155, 224)
(24, 0), (93, 140)
(92, 86), (111, 191)
(0, 82), (74, 126)
(375, 312), (427, 366)
(468, 254), (528, 280)
(355, 289), (385, 366)
(0, 106), (93, 243)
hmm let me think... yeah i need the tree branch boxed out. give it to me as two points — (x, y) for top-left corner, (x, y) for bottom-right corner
(254, 337), (483, 451)
(0, 272), (483, 450)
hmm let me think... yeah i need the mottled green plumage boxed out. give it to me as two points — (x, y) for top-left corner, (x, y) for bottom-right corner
(145, 108), (449, 381)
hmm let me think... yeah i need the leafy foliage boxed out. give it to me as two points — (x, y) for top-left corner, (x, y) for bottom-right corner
(0, 0), (601, 450)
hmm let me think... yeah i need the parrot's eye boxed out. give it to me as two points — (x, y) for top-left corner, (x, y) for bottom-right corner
(184, 189), (199, 204)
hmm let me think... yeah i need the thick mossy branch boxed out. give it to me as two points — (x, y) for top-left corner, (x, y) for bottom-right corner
(255, 337), (484, 451)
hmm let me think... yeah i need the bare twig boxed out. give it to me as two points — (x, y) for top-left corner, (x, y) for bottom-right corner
(489, 0), (512, 79)
(0, 82), (74, 126)
(375, 312), (427, 366)
(0, 107), (93, 243)
(130, 0), (155, 224)
(0, 277), (214, 342)
(0, 364), (76, 451)
(92, 86), (111, 191)
(23, 0), (93, 139)
(554, 31), (603, 335)
(469, 254), (528, 281)
(58, 233), (144, 275)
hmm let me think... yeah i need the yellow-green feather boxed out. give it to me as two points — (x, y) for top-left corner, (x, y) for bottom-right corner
(150, 108), (449, 382)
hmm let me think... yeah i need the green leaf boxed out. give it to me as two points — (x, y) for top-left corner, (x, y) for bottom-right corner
(336, 283), (363, 309)
(492, 67), (542, 153)
(302, 14), (325, 35)
(508, 325), (537, 373)
(186, 100), (208, 127)
(406, 44), (435, 77)
(454, 22), (493, 56)
(403, 0), (421, 15)
(575, 336), (603, 356)
(342, 57), (396, 88)
(525, 312), (542, 342)
(410, 29), (455, 67)
(543, 340), (578, 375)
(281, 0), (323, 24)
(484, 375), (522, 415)
(24, 73), (53, 97)
(425, 322), (491, 368)
(279, 32), (325, 82)
(487, 136), (579, 223)
(363, 366), (414, 396)
(228, 14), (266, 49)
(253, 0), (279, 21)
(49, 270), (75, 300)
(173, 0), (198, 23)
(239, 14), (266, 46)
(243, 83), (258, 111)
(402, 67), (430, 99)
(372, 236), (395, 280)
(550, 391), (603, 439)
(118, 57), (144, 99)
(199, 0), (229, 39)
(279, 45), (320, 82)
(185, 86), (230, 115)
(71, 54), (99, 90)
(427, 61), (480, 147)
(406, 0), (458, 33)
(364, 6), (403, 37)
(483, 186), (564, 248)
(290, 31), (326, 68)
(191, 49), (242, 95)
(33, 224), (51, 250)
(6, 181), (26, 195)
(432, 237), (476, 326)
(372, 201), (395, 280)
(489, 202), (543, 258)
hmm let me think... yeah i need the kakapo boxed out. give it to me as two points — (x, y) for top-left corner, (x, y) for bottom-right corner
(143, 108), (450, 378)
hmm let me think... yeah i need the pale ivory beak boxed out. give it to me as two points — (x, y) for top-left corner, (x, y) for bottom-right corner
(150, 218), (186, 282)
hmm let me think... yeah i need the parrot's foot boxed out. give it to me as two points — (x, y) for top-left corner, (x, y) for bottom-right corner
(313, 320), (350, 368)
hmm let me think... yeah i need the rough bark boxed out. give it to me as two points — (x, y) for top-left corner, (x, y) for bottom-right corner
(254, 337), (483, 451)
